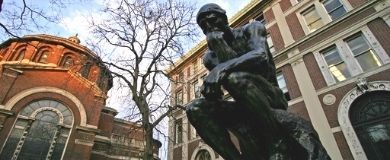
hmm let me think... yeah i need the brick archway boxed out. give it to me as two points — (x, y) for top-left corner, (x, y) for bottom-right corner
(2, 87), (88, 127)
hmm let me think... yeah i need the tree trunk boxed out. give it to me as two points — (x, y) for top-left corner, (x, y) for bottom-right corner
(143, 121), (154, 160)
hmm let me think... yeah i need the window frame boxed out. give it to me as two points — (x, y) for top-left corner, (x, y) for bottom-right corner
(174, 119), (183, 144)
(276, 72), (291, 101)
(37, 50), (50, 63)
(314, 28), (389, 85)
(175, 89), (183, 106)
(297, 0), (352, 35)
(266, 33), (276, 54)
(321, 0), (347, 20)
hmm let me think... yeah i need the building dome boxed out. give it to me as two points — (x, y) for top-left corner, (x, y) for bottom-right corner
(68, 34), (81, 44)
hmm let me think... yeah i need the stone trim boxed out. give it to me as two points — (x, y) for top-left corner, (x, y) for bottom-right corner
(290, 57), (343, 159)
(190, 142), (216, 160)
(1, 86), (88, 127)
(30, 107), (65, 124)
(75, 139), (94, 147)
(338, 81), (390, 160)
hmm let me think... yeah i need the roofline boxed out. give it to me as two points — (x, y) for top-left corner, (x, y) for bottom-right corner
(1, 34), (100, 60)
(1, 34), (114, 89)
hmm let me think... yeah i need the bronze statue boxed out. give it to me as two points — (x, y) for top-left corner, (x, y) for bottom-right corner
(186, 3), (330, 160)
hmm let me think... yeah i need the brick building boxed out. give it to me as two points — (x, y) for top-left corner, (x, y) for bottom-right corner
(0, 34), (161, 160)
(167, 0), (390, 159)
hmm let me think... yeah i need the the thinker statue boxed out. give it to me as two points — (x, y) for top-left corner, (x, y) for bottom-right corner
(186, 3), (330, 160)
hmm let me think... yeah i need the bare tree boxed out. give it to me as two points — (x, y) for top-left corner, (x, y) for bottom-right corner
(0, 0), (76, 39)
(90, 0), (197, 159)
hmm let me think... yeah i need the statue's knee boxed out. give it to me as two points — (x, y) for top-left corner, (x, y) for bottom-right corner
(186, 98), (207, 118)
(225, 72), (253, 88)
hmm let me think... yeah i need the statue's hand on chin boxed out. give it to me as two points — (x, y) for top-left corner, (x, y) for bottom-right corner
(206, 31), (225, 50)
(201, 68), (225, 100)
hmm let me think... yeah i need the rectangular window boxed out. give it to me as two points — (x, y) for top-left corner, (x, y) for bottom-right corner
(267, 33), (275, 54)
(193, 60), (198, 75)
(322, 0), (346, 20)
(255, 12), (266, 25)
(345, 33), (382, 72)
(175, 120), (183, 144)
(187, 67), (191, 78)
(179, 72), (184, 82)
(302, 6), (324, 32)
(190, 125), (197, 140)
(175, 90), (183, 105)
(192, 80), (200, 99)
(276, 72), (291, 101)
(320, 45), (351, 82)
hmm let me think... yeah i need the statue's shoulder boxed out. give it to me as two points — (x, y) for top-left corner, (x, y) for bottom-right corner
(242, 21), (266, 36)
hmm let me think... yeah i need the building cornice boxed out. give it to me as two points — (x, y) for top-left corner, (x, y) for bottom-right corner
(166, 0), (271, 75)
(0, 34), (100, 60)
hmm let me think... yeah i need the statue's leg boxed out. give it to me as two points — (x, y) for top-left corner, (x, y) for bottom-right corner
(273, 109), (331, 160)
(222, 72), (306, 158)
(222, 72), (285, 140)
(186, 98), (241, 160)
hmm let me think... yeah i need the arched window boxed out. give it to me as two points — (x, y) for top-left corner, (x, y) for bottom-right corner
(97, 68), (111, 91)
(12, 48), (26, 61)
(81, 62), (92, 78)
(350, 91), (390, 160)
(0, 48), (8, 60)
(195, 150), (212, 160)
(37, 50), (50, 63)
(0, 100), (73, 160)
(63, 56), (74, 68)
(60, 53), (76, 69)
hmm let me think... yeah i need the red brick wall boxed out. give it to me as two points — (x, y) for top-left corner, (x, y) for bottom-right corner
(286, 13), (306, 41)
(188, 139), (200, 160)
(67, 143), (93, 160)
(367, 18), (390, 57)
(173, 146), (182, 160)
(287, 101), (310, 121)
(264, 8), (275, 23)
(279, 0), (292, 12)
(1, 69), (104, 125)
(268, 24), (285, 52)
(347, 0), (367, 8)
(303, 53), (327, 90)
(98, 112), (115, 137)
(334, 132), (354, 160)
(281, 64), (302, 99)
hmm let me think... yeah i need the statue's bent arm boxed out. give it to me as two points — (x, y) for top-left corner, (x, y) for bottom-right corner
(212, 21), (269, 75)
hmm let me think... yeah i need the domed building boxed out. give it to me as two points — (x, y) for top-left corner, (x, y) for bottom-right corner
(0, 34), (161, 160)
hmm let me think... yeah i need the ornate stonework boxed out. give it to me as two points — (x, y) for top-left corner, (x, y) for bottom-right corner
(323, 94), (336, 106)
(338, 81), (390, 160)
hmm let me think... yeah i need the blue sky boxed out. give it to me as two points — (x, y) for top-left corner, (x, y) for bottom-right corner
(58, 0), (252, 45)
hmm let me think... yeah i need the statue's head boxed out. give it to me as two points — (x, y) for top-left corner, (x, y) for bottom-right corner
(197, 3), (228, 34)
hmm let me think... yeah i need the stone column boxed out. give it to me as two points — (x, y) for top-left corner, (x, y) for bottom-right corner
(67, 126), (99, 160)
(290, 57), (343, 160)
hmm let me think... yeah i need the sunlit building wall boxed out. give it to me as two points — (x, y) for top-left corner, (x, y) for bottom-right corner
(167, 0), (390, 159)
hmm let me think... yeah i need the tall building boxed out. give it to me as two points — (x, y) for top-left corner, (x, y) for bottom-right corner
(0, 34), (161, 160)
(167, 0), (390, 159)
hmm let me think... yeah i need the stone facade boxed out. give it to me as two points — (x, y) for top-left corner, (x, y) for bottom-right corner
(167, 0), (390, 160)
